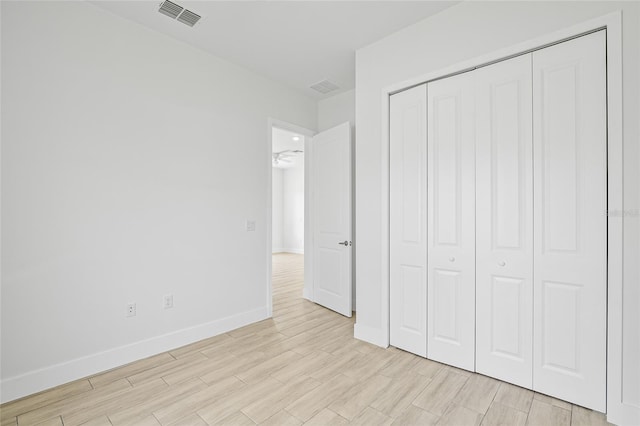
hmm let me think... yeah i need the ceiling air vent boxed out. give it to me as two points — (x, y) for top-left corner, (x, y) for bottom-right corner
(158, 0), (183, 19)
(177, 9), (201, 27)
(158, 1), (201, 27)
(310, 80), (340, 94)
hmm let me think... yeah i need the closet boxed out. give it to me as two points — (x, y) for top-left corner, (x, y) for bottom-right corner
(389, 30), (607, 411)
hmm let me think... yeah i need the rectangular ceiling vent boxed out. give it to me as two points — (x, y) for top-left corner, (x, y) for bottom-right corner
(158, 0), (183, 19)
(310, 80), (340, 94)
(158, 1), (201, 27)
(177, 9), (201, 27)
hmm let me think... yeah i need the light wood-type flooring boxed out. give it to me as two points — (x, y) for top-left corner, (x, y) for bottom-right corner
(1, 253), (611, 426)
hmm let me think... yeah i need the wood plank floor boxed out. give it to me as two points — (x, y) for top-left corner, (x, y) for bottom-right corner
(1, 253), (611, 425)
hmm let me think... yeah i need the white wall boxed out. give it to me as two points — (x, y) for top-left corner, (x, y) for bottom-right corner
(271, 126), (304, 254)
(283, 163), (305, 254)
(272, 168), (284, 252)
(354, 2), (639, 423)
(0, 1), (316, 402)
(318, 89), (355, 132)
(272, 160), (304, 254)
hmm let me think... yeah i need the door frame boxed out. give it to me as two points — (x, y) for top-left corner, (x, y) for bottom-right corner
(379, 10), (623, 422)
(266, 118), (316, 317)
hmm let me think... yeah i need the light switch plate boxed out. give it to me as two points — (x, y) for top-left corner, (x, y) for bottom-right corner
(246, 220), (256, 232)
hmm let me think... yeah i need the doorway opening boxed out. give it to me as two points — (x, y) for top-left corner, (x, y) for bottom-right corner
(267, 119), (353, 320)
(271, 126), (306, 314)
(267, 120), (315, 319)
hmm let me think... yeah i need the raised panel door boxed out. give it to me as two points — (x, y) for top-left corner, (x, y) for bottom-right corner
(427, 72), (476, 371)
(475, 54), (534, 388)
(533, 30), (607, 411)
(390, 85), (428, 356)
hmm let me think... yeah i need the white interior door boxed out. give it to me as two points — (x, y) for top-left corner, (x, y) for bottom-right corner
(390, 84), (428, 357)
(532, 30), (607, 411)
(427, 72), (476, 372)
(475, 54), (534, 388)
(311, 122), (352, 317)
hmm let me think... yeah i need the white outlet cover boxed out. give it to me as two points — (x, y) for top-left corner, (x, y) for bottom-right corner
(163, 295), (174, 309)
(127, 303), (136, 317)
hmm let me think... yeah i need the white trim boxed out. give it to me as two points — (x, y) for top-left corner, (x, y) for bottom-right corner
(602, 12), (636, 426)
(302, 288), (312, 301)
(266, 118), (315, 318)
(381, 13), (618, 96)
(380, 89), (391, 348)
(283, 248), (304, 255)
(271, 248), (304, 254)
(378, 10), (626, 423)
(273, 248), (305, 255)
(354, 322), (388, 348)
(304, 134), (314, 305)
(0, 306), (269, 404)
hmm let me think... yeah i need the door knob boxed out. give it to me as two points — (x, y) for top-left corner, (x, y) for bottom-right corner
(338, 241), (349, 246)
(449, 257), (455, 262)
(498, 261), (506, 267)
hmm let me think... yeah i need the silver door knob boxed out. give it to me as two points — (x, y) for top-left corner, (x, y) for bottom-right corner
(338, 241), (349, 246)
(498, 261), (506, 267)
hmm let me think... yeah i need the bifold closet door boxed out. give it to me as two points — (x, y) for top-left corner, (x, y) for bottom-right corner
(532, 30), (607, 412)
(390, 84), (428, 357)
(427, 72), (476, 371)
(475, 54), (534, 388)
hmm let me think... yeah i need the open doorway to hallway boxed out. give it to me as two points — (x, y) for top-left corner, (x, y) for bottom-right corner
(271, 126), (307, 313)
(267, 120), (353, 318)
(272, 127), (305, 256)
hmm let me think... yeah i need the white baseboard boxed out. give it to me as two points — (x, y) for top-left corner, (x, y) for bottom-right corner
(302, 287), (312, 301)
(272, 248), (286, 253)
(0, 307), (269, 404)
(283, 248), (304, 254)
(354, 322), (388, 348)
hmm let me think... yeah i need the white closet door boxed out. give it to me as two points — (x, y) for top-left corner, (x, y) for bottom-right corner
(427, 72), (476, 371)
(390, 85), (428, 357)
(532, 30), (607, 412)
(475, 54), (534, 388)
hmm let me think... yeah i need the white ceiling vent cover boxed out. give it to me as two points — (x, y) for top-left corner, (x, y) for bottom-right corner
(310, 80), (340, 94)
(177, 9), (201, 27)
(158, 1), (201, 27)
(158, 0), (183, 19)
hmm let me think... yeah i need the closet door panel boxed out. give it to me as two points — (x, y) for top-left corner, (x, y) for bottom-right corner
(533, 30), (607, 412)
(427, 72), (475, 372)
(475, 54), (533, 388)
(390, 84), (428, 357)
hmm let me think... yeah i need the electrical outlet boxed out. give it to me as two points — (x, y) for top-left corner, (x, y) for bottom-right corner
(163, 294), (174, 309)
(246, 220), (256, 232)
(127, 303), (136, 317)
